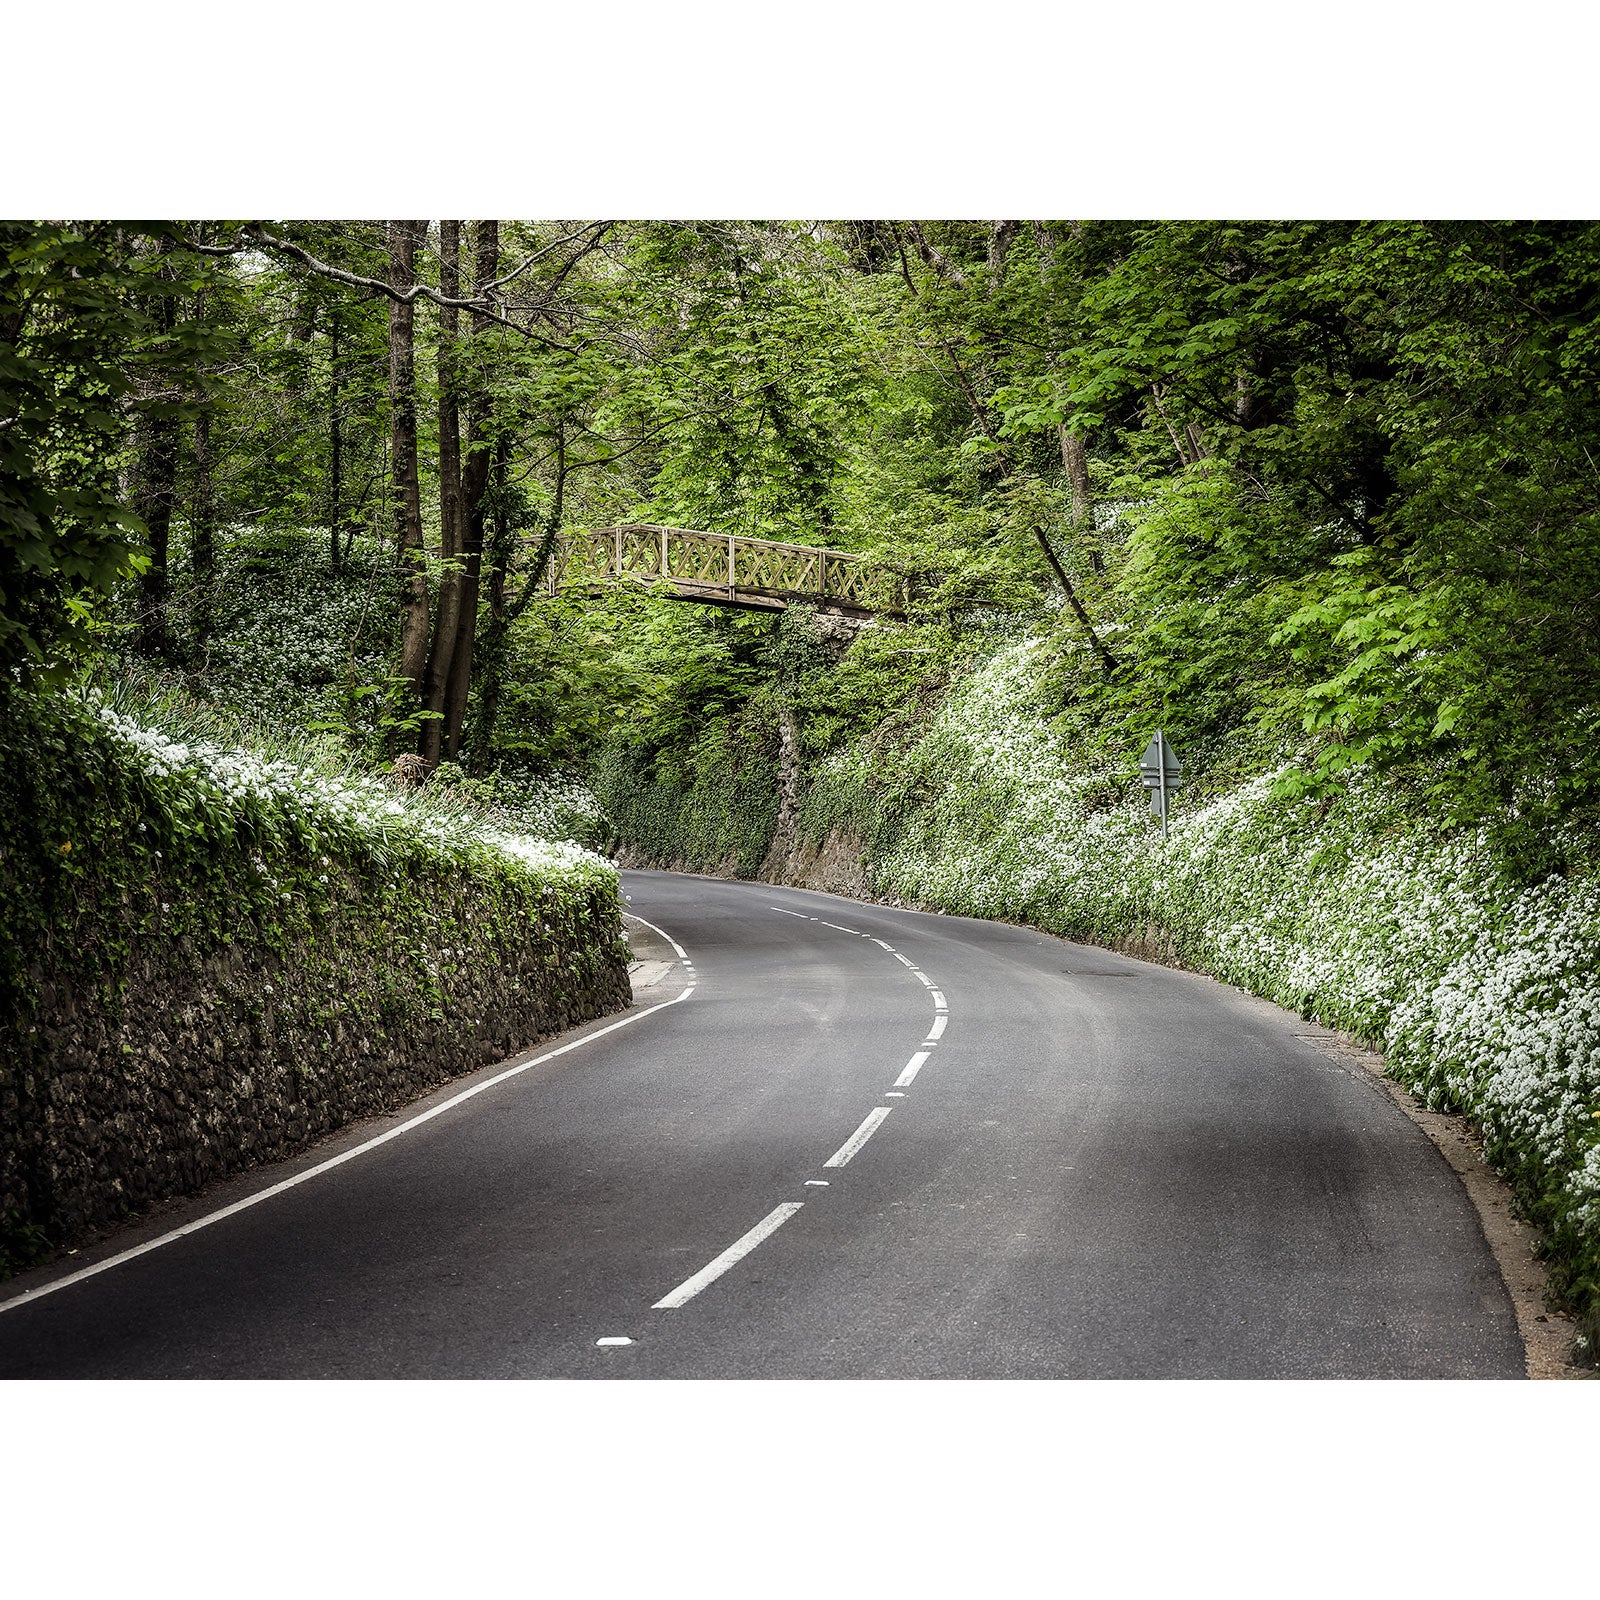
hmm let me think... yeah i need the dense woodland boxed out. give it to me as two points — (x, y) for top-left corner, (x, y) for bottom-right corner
(6, 219), (1600, 858)
(8, 218), (1600, 1348)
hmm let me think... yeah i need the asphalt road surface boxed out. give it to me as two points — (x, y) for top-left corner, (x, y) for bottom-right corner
(0, 870), (1524, 1378)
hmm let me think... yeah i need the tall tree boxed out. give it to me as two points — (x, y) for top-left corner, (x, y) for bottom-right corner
(133, 236), (180, 658)
(419, 221), (466, 764)
(389, 220), (429, 698)
(441, 219), (500, 761)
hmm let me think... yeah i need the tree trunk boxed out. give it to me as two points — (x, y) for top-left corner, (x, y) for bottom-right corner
(389, 220), (429, 700)
(905, 222), (967, 290)
(1059, 425), (1092, 528)
(134, 240), (179, 658)
(1032, 220), (1056, 278)
(465, 438), (513, 771)
(466, 436), (565, 775)
(189, 404), (216, 642)
(419, 220), (465, 766)
(328, 303), (343, 572)
(134, 410), (179, 657)
(987, 220), (1020, 294)
(442, 220), (500, 763)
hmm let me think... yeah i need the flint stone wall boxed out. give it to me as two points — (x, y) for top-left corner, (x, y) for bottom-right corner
(1, 871), (631, 1264)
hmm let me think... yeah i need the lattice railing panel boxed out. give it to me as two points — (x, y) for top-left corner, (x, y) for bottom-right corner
(550, 524), (904, 616)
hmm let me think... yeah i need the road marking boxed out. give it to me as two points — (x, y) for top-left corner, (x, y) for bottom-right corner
(652, 1202), (805, 1310)
(895, 1051), (931, 1088)
(824, 1106), (893, 1168)
(805, 1179), (829, 1186)
(0, 982), (699, 1319)
(623, 911), (693, 964)
(596, 1336), (634, 1347)
(761, 901), (950, 1174)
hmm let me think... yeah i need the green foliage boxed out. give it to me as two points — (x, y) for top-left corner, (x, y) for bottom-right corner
(592, 708), (780, 876)
(0, 682), (625, 1271)
(986, 221), (1600, 832)
(2, 224), (149, 675)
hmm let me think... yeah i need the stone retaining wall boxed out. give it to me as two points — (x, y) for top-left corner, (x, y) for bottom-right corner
(1, 868), (631, 1267)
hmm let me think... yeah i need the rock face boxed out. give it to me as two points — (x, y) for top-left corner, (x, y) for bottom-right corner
(761, 823), (873, 899)
(0, 870), (632, 1270)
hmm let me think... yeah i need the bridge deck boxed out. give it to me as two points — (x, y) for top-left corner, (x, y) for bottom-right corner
(549, 524), (903, 617)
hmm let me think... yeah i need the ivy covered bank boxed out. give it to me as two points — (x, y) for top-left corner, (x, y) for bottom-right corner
(597, 627), (1600, 1356)
(0, 689), (631, 1277)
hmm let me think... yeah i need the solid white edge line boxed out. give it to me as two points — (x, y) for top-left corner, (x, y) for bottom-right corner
(652, 1202), (805, 1309)
(823, 1106), (893, 1168)
(895, 1051), (931, 1088)
(623, 910), (693, 964)
(0, 983), (698, 1319)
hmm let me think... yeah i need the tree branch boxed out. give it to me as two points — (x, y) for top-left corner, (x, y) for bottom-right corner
(180, 223), (582, 349)
(1034, 524), (1119, 676)
(905, 221), (968, 290)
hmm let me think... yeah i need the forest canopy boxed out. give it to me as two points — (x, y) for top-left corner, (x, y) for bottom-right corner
(5, 218), (1600, 847)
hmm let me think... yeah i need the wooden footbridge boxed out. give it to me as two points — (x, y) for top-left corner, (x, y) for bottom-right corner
(548, 524), (905, 618)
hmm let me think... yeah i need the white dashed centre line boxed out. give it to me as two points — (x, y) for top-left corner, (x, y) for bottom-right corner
(824, 1107), (893, 1168)
(653, 1202), (806, 1310)
(895, 1051), (931, 1088)
(925, 1013), (947, 1043)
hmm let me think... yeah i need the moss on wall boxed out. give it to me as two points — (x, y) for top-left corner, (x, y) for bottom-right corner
(0, 691), (631, 1275)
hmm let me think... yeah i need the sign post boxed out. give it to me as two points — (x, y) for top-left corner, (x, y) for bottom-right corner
(1139, 731), (1183, 838)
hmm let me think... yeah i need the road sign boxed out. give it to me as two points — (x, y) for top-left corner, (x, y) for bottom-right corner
(1139, 730), (1182, 836)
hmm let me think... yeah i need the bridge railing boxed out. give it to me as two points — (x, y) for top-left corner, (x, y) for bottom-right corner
(548, 524), (906, 616)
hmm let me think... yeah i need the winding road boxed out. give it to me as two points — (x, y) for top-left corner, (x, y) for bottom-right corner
(0, 871), (1524, 1378)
